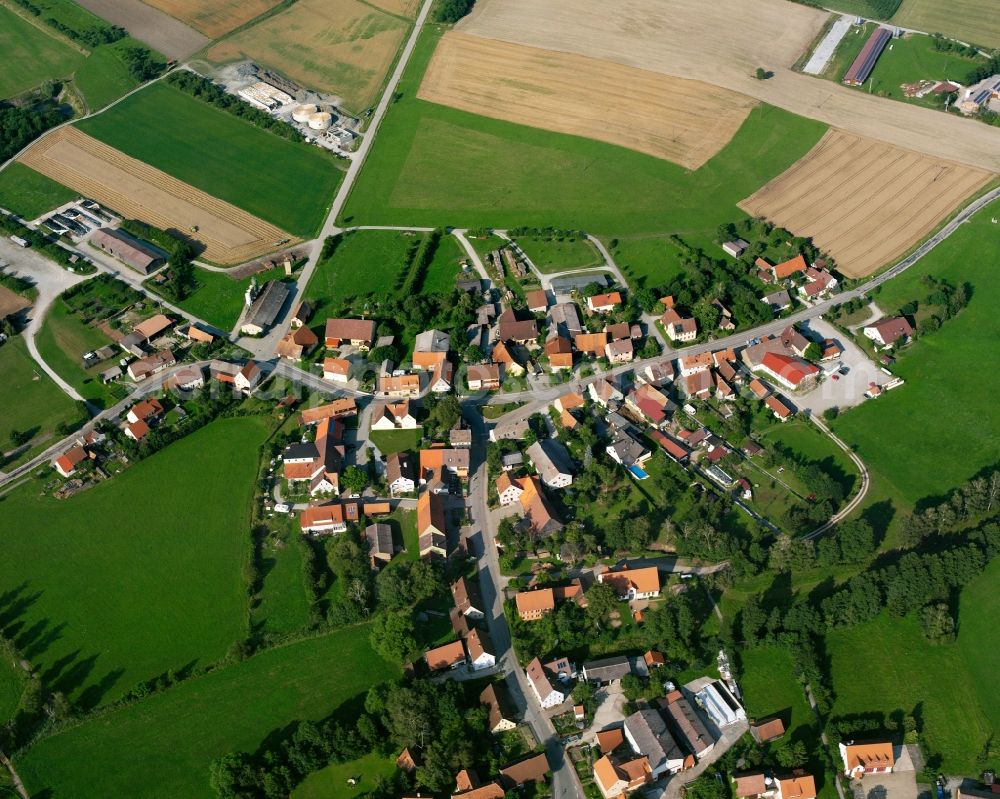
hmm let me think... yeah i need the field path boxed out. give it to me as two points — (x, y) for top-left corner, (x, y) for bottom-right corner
(457, 0), (1000, 173)
(804, 415), (871, 539)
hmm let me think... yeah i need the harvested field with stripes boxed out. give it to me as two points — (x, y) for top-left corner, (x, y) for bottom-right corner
(137, 0), (283, 38)
(419, 32), (758, 170)
(20, 128), (298, 264)
(738, 130), (993, 278)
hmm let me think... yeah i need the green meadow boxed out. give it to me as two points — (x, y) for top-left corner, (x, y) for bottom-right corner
(0, 5), (84, 99)
(0, 162), (77, 220)
(78, 82), (342, 237)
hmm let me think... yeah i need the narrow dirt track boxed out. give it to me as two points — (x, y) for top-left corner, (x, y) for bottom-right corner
(458, 0), (1000, 173)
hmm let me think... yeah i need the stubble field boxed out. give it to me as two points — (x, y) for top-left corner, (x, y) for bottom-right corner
(891, 0), (1000, 50)
(20, 127), (297, 264)
(419, 32), (758, 170)
(456, 0), (1000, 173)
(205, 0), (411, 113)
(138, 0), (283, 38)
(738, 130), (993, 277)
(72, 0), (208, 60)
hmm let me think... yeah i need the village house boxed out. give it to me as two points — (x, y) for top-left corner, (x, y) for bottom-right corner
(588, 291), (622, 314)
(589, 378), (624, 408)
(497, 308), (539, 345)
(53, 445), (90, 478)
(682, 369), (714, 400)
(766, 395), (793, 421)
(623, 708), (686, 780)
(290, 301), (311, 329)
(863, 317), (914, 349)
(515, 588), (555, 621)
(525, 289), (549, 313)
(660, 691), (714, 759)
(499, 753), (550, 789)
(838, 741), (895, 779)
(127, 349), (175, 381)
(430, 360), (454, 393)
(606, 430), (652, 468)
(496, 472), (525, 506)
(581, 655), (633, 685)
(324, 318), (376, 349)
(606, 338), (634, 364)
(761, 289), (793, 314)
(517, 475), (563, 536)
(417, 490), (447, 558)
(526, 440), (574, 488)
(234, 361), (263, 394)
(466, 627), (496, 670)
(491, 339), (526, 376)
(452, 769), (504, 799)
(759, 352), (820, 391)
(661, 309), (697, 342)
(555, 391), (586, 415)
(452, 576), (485, 620)
(772, 254), (808, 282)
(751, 718), (786, 744)
(598, 566), (660, 600)
(379, 373), (422, 397)
(548, 301), (583, 339)
(420, 447), (470, 491)
(574, 331), (609, 358)
(593, 754), (653, 799)
(798, 267), (837, 300)
(167, 364), (205, 390)
(733, 774), (775, 799)
(545, 336), (574, 370)
(467, 363), (501, 390)
(696, 680), (747, 728)
(642, 360), (675, 385)
(425, 640), (467, 671)
(490, 418), (531, 442)
(322, 357), (351, 383)
(526, 656), (571, 708)
(299, 502), (348, 534)
(276, 325), (318, 360)
(481, 683), (517, 733)
(386, 452), (416, 496)
(679, 351), (713, 377)
(777, 774), (817, 799)
(300, 398), (357, 425)
(626, 383), (672, 428)
(281, 417), (343, 496)
(370, 400), (418, 430)
(184, 324), (215, 345)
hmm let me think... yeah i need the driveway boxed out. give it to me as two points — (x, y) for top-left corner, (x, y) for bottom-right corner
(850, 772), (919, 799)
(795, 317), (884, 414)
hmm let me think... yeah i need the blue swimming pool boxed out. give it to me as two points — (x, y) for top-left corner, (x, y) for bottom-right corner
(629, 465), (649, 480)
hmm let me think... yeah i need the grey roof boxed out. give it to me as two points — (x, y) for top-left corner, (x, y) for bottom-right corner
(365, 523), (394, 557)
(501, 452), (524, 467)
(608, 433), (648, 467)
(283, 441), (319, 461)
(663, 696), (713, 755)
(243, 280), (290, 331)
(526, 439), (575, 483)
(414, 329), (450, 353)
(550, 273), (610, 295)
(761, 289), (791, 308)
(547, 302), (583, 338)
(582, 655), (633, 682)
(625, 709), (683, 771)
(90, 228), (165, 273)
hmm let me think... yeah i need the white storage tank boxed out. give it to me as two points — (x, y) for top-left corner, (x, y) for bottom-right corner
(292, 103), (318, 123)
(307, 111), (333, 130)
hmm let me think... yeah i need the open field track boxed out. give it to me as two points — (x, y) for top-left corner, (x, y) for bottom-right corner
(891, 0), (1000, 50)
(738, 129), (993, 277)
(366, 0), (420, 17)
(137, 0), (284, 39)
(205, 0), (411, 113)
(419, 32), (757, 170)
(457, 0), (1000, 173)
(20, 128), (298, 264)
(72, 0), (208, 60)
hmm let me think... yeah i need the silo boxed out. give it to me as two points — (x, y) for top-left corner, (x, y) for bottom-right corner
(292, 103), (318, 123)
(308, 111), (333, 131)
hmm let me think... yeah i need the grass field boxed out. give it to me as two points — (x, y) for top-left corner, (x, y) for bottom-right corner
(832, 199), (1000, 506)
(0, 417), (268, 711)
(77, 82), (341, 238)
(956, 557), (1000, 756)
(0, 654), (24, 726)
(423, 232), (468, 293)
(370, 428), (421, 455)
(340, 26), (828, 237)
(0, 5), (85, 99)
(0, 337), (80, 454)
(74, 37), (148, 110)
(892, 0), (1000, 50)
(822, 0), (902, 20)
(0, 163), (77, 219)
(34, 299), (120, 408)
(827, 610), (991, 773)
(255, 529), (313, 637)
(739, 647), (836, 799)
(606, 236), (689, 289)
(304, 229), (422, 317)
(17, 625), (400, 798)
(146, 266), (287, 331)
(518, 235), (602, 274)
(205, 0), (411, 114)
(759, 420), (858, 496)
(292, 752), (396, 799)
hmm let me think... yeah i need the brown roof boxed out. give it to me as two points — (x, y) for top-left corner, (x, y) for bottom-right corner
(425, 640), (466, 670)
(417, 491), (447, 536)
(413, 350), (448, 369)
(593, 756), (623, 795)
(420, 448), (470, 474)
(130, 398), (164, 422)
(186, 324), (215, 343)
(644, 650), (665, 668)
(397, 748), (417, 772)
(451, 577), (481, 615)
(778, 775), (816, 799)
(379, 374), (421, 393)
(325, 318), (376, 343)
(600, 566), (659, 596)
(596, 727), (626, 754)
(734, 774), (768, 797)
(515, 587), (555, 615)
(387, 452), (415, 484)
(453, 784), (504, 799)
(134, 313), (173, 340)
(842, 742), (895, 771)
(480, 682), (515, 731)
(589, 291), (622, 308)
(300, 399), (357, 423)
(752, 717), (786, 742)
(517, 475), (562, 535)
(54, 446), (88, 474)
(606, 322), (631, 340)
(467, 363), (501, 384)
(557, 391), (585, 411)
(525, 289), (549, 310)
(500, 753), (549, 786)
(323, 357), (350, 376)
(773, 254), (808, 279)
(765, 395), (792, 418)
(299, 502), (345, 530)
(867, 316), (913, 345)
(574, 331), (608, 356)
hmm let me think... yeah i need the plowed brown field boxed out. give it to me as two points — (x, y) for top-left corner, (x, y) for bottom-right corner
(457, 0), (1000, 173)
(20, 128), (297, 265)
(139, 0), (283, 38)
(738, 130), (993, 278)
(418, 32), (757, 170)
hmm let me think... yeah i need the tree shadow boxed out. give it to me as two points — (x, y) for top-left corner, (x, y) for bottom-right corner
(76, 667), (126, 710)
(861, 500), (895, 550)
(761, 570), (793, 614)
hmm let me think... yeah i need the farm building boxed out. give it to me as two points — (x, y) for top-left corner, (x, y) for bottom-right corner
(843, 26), (892, 86)
(237, 81), (293, 111)
(241, 280), (290, 335)
(89, 228), (165, 274)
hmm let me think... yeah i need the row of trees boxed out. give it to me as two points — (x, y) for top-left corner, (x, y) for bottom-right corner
(166, 71), (305, 143)
(12, 0), (126, 48)
(894, 275), (971, 338)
